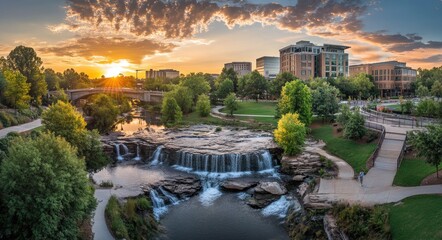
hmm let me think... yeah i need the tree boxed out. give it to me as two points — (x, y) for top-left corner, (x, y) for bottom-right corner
(0, 71), (6, 104)
(277, 80), (313, 125)
(431, 81), (442, 97)
(44, 68), (61, 91)
(0, 133), (96, 239)
(270, 72), (297, 98)
(273, 113), (306, 155)
(241, 71), (269, 101)
(336, 104), (352, 126)
(196, 94), (211, 117)
(166, 86), (193, 114)
(180, 73), (210, 104)
(3, 69), (31, 111)
(416, 85), (430, 98)
(161, 95), (183, 124)
(218, 67), (239, 92)
(223, 93), (238, 116)
(343, 110), (366, 140)
(312, 84), (340, 121)
(42, 101), (109, 171)
(216, 79), (234, 99)
(88, 94), (120, 133)
(403, 100), (414, 114)
(7, 46), (47, 104)
(409, 124), (442, 178)
(415, 99), (437, 117)
(351, 73), (375, 99)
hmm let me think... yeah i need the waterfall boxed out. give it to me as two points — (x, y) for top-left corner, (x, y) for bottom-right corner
(115, 144), (123, 161)
(149, 187), (180, 220)
(133, 144), (141, 161)
(114, 143), (130, 161)
(173, 150), (274, 174)
(121, 144), (129, 155)
(262, 196), (294, 219)
(150, 146), (164, 166)
(199, 179), (222, 207)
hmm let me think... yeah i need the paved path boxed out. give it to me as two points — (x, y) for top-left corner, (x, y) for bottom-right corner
(211, 106), (274, 118)
(92, 189), (115, 240)
(308, 119), (442, 205)
(0, 119), (42, 138)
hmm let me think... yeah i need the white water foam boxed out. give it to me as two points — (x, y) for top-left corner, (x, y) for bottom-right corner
(262, 196), (294, 219)
(199, 187), (222, 207)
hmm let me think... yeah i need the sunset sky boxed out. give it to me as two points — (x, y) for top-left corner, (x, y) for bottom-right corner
(1, 0), (441, 78)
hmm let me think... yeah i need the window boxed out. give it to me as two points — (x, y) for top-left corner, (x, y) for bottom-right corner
(301, 70), (306, 75)
(326, 66), (330, 71)
(332, 66), (337, 71)
(375, 70), (378, 75)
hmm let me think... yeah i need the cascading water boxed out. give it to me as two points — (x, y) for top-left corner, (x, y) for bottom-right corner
(133, 144), (141, 161)
(150, 187), (180, 220)
(114, 143), (130, 161)
(121, 144), (129, 155)
(150, 146), (164, 166)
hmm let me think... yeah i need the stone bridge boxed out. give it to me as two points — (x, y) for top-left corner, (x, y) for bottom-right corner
(52, 88), (165, 103)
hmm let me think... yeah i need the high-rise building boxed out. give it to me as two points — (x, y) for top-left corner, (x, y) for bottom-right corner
(279, 40), (350, 80)
(145, 69), (180, 79)
(350, 61), (417, 96)
(256, 56), (280, 80)
(224, 62), (252, 77)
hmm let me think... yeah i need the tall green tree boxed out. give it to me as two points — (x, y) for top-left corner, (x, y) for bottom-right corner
(223, 93), (238, 116)
(410, 124), (442, 178)
(180, 73), (210, 104)
(416, 85), (430, 98)
(277, 80), (313, 125)
(0, 71), (7, 104)
(343, 110), (366, 140)
(44, 68), (61, 91)
(274, 113), (306, 155)
(270, 72), (297, 98)
(351, 73), (375, 99)
(216, 78), (234, 99)
(241, 71), (269, 101)
(88, 94), (120, 133)
(161, 95), (183, 124)
(196, 94), (211, 117)
(431, 81), (442, 97)
(218, 67), (239, 92)
(312, 84), (340, 121)
(7, 46), (47, 104)
(42, 101), (109, 171)
(0, 133), (96, 239)
(166, 86), (193, 114)
(3, 69), (31, 111)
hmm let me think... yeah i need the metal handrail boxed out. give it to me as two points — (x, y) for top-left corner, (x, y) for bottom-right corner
(364, 121), (386, 169)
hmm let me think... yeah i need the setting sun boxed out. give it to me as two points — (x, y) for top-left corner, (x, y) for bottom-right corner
(104, 60), (131, 77)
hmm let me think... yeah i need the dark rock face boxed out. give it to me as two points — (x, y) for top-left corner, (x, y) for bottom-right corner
(246, 181), (287, 208)
(220, 180), (258, 191)
(281, 152), (322, 175)
(154, 175), (202, 199)
(247, 193), (280, 208)
(254, 181), (287, 195)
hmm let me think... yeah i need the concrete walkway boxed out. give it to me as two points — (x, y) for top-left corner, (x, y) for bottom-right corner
(0, 119), (42, 138)
(308, 119), (442, 205)
(92, 189), (115, 240)
(211, 106), (274, 118)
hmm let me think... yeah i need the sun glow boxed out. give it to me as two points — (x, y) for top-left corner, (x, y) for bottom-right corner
(104, 60), (131, 77)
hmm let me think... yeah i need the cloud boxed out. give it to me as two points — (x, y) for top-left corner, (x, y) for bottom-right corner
(412, 54), (442, 63)
(39, 36), (176, 64)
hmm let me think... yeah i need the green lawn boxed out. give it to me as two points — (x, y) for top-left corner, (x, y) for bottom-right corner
(393, 157), (439, 186)
(181, 111), (225, 125)
(236, 116), (278, 127)
(220, 101), (277, 115)
(311, 125), (377, 173)
(389, 195), (442, 240)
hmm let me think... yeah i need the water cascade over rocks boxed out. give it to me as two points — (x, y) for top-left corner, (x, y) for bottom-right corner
(114, 143), (129, 161)
(150, 145), (164, 166)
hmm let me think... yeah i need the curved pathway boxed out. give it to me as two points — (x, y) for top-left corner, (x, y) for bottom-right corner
(92, 189), (115, 240)
(307, 118), (442, 206)
(0, 119), (42, 138)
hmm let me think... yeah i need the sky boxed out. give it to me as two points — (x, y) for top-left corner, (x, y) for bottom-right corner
(0, 0), (441, 78)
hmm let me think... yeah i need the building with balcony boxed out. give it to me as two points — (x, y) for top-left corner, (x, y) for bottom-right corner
(279, 40), (350, 80)
(224, 62), (252, 77)
(145, 69), (180, 80)
(349, 61), (417, 96)
(256, 56), (280, 80)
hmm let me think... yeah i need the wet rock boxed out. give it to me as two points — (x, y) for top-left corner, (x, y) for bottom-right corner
(247, 193), (280, 208)
(154, 175), (202, 199)
(297, 182), (309, 197)
(254, 181), (287, 195)
(293, 175), (306, 182)
(221, 180), (258, 191)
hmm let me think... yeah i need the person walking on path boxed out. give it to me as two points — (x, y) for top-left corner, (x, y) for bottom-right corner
(358, 171), (365, 187)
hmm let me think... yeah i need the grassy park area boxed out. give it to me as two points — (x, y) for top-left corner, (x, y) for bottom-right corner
(220, 101), (277, 115)
(393, 157), (439, 186)
(311, 125), (377, 173)
(389, 195), (442, 240)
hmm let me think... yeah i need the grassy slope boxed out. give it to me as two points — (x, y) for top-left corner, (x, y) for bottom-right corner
(389, 195), (442, 240)
(311, 125), (376, 173)
(393, 157), (439, 186)
(220, 101), (277, 115)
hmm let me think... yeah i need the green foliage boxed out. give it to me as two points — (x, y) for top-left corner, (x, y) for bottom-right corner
(3, 69), (31, 110)
(7, 46), (47, 104)
(180, 73), (210, 103)
(343, 110), (366, 140)
(0, 111), (18, 127)
(44, 68), (61, 91)
(415, 98), (438, 117)
(393, 157), (439, 186)
(416, 85), (430, 98)
(409, 124), (442, 177)
(277, 80), (313, 125)
(237, 71), (269, 101)
(312, 84), (340, 121)
(219, 101), (276, 115)
(166, 86), (193, 114)
(89, 94), (120, 133)
(161, 95), (183, 125)
(106, 196), (129, 239)
(61, 68), (91, 89)
(403, 100), (414, 114)
(99, 180), (114, 188)
(216, 78), (234, 99)
(218, 67), (239, 92)
(196, 94), (211, 117)
(336, 104), (351, 126)
(274, 113), (306, 155)
(431, 81), (442, 97)
(351, 73), (375, 99)
(223, 93), (238, 116)
(270, 72), (297, 98)
(331, 204), (391, 240)
(0, 133), (96, 239)
(42, 101), (109, 171)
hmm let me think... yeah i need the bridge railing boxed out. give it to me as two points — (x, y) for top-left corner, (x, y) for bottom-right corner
(364, 121), (386, 169)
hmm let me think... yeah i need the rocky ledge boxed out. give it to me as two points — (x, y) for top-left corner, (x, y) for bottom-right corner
(247, 181), (288, 208)
(150, 175), (202, 199)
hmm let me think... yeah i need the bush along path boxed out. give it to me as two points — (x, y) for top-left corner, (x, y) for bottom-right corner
(0, 118), (41, 138)
(305, 119), (442, 207)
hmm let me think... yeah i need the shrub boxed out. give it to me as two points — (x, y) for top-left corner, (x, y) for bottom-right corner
(343, 110), (366, 140)
(161, 96), (183, 125)
(215, 127), (222, 132)
(106, 196), (129, 239)
(137, 197), (151, 211)
(336, 104), (351, 126)
(274, 113), (306, 155)
(196, 94), (211, 117)
(223, 93), (238, 116)
(99, 180), (114, 188)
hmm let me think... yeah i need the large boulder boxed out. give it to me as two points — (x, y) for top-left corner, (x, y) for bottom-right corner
(246, 181), (288, 208)
(254, 181), (287, 195)
(281, 152), (322, 175)
(221, 180), (258, 191)
(155, 175), (202, 199)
